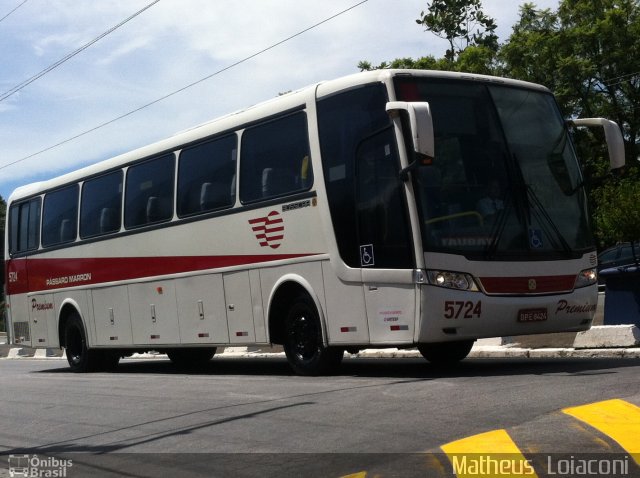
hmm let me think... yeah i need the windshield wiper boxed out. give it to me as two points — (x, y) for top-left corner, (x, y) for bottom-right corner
(484, 153), (528, 259)
(525, 185), (573, 256)
(513, 149), (573, 256)
(484, 190), (511, 259)
(484, 153), (573, 258)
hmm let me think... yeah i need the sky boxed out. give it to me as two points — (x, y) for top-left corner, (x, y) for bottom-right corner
(0, 0), (560, 201)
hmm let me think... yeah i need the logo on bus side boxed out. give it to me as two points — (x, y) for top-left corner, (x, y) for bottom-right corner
(31, 298), (54, 312)
(248, 211), (284, 249)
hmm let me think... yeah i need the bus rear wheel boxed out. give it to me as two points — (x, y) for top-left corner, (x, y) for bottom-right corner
(283, 295), (343, 376)
(418, 340), (475, 365)
(65, 313), (99, 373)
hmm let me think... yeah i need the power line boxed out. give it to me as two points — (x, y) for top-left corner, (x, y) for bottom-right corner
(0, 0), (160, 102)
(0, 0), (28, 24)
(603, 71), (640, 87)
(0, 0), (369, 172)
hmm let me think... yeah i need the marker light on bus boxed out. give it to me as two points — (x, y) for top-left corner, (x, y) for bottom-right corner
(426, 270), (479, 291)
(574, 268), (598, 289)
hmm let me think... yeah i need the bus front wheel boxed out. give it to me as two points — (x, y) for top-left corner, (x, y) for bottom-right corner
(283, 295), (343, 376)
(418, 340), (475, 364)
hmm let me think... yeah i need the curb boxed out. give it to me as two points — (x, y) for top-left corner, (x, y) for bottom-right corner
(574, 325), (640, 348)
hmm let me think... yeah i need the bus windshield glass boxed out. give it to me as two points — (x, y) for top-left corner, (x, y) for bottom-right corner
(394, 77), (593, 260)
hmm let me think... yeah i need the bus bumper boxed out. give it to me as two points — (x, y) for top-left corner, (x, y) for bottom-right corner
(417, 283), (597, 343)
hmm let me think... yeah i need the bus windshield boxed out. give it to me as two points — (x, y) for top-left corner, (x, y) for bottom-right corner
(394, 77), (593, 260)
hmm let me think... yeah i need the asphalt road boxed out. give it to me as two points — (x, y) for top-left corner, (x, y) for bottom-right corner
(0, 356), (639, 477)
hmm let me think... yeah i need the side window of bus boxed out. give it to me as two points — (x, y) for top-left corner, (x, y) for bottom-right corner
(8, 198), (41, 254)
(356, 129), (414, 269)
(80, 171), (123, 238)
(177, 134), (237, 217)
(42, 185), (79, 247)
(317, 83), (391, 268)
(125, 154), (175, 229)
(239, 111), (312, 203)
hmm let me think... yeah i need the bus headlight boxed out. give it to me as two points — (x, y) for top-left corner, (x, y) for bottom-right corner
(426, 270), (479, 291)
(575, 268), (597, 288)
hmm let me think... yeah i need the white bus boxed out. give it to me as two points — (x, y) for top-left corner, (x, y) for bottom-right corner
(3, 70), (625, 375)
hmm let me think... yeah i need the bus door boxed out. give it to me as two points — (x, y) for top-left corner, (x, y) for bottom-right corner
(355, 128), (417, 344)
(6, 198), (41, 347)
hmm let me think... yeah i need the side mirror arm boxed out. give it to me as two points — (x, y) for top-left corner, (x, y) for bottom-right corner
(568, 118), (625, 172)
(386, 101), (435, 181)
(398, 153), (434, 182)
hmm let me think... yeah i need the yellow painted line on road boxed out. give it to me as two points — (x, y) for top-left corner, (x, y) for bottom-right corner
(441, 429), (538, 477)
(563, 399), (640, 464)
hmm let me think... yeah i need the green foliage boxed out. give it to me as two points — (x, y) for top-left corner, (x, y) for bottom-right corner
(358, 55), (449, 72)
(359, 1), (500, 75)
(454, 45), (497, 75)
(416, 0), (498, 62)
(591, 176), (640, 246)
(498, 4), (561, 89)
(502, 0), (640, 130)
(359, 46), (499, 75)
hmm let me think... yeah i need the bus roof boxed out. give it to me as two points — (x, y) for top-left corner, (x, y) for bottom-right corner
(8, 69), (550, 203)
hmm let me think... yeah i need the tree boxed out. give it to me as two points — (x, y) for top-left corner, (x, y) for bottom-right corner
(358, 55), (448, 72)
(359, 0), (499, 74)
(501, 1), (640, 136)
(416, 0), (498, 63)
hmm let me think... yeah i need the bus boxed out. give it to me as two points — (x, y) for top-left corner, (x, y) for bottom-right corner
(3, 69), (625, 375)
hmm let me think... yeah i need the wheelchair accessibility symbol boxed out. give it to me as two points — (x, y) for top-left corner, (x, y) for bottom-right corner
(360, 244), (375, 267)
(529, 228), (543, 249)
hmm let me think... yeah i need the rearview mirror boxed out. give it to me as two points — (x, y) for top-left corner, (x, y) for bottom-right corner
(386, 101), (435, 161)
(569, 118), (625, 171)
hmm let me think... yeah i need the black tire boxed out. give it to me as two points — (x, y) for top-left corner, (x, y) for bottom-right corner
(167, 348), (217, 367)
(418, 340), (475, 365)
(283, 295), (343, 376)
(65, 313), (99, 373)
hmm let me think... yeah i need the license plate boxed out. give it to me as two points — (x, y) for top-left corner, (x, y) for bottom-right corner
(518, 308), (548, 322)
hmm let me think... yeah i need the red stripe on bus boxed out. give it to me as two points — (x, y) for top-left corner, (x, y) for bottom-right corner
(6, 253), (318, 294)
